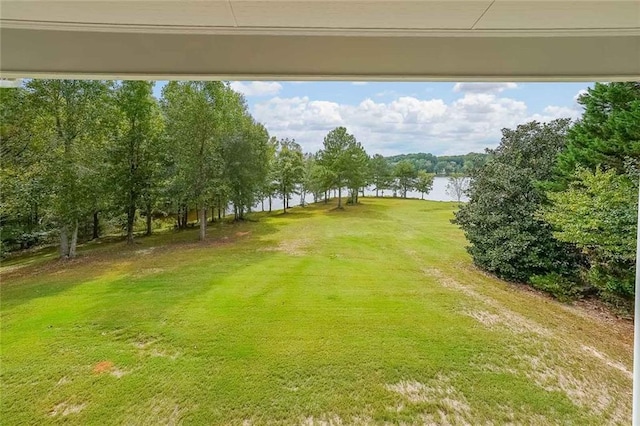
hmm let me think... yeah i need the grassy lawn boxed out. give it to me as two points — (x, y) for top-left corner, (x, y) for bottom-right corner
(0, 198), (633, 425)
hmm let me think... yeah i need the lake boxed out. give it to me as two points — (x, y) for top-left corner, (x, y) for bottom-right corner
(251, 176), (467, 212)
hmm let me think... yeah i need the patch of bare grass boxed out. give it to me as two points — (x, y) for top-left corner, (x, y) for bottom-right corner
(49, 402), (86, 417)
(581, 345), (632, 379)
(386, 374), (471, 424)
(422, 266), (632, 423)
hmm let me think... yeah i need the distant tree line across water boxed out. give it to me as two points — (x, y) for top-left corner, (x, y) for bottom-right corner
(384, 152), (490, 176)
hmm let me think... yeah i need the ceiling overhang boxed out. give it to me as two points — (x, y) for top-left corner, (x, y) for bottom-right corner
(1, 1), (639, 81)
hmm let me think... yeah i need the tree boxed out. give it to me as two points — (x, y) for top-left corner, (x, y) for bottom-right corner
(274, 138), (304, 213)
(541, 168), (637, 305)
(446, 174), (470, 203)
(308, 160), (335, 204)
(554, 82), (640, 184)
(0, 86), (50, 254)
(223, 115), (271, 220)
(300, 153), (316, 207)
(162, 81), (225, 240)
(543, 82), (640, 304)
(415, 171), (435, 200)
(319, 127), (358, 208)
(258, 136), (278, 212)
(345, 142), (369, 204)
(25, 80), (112, 258)
(369, 154), (392, 197)
(453, 119), (581, 283)
(109, 81), (163, 244)
(393, 160), (417, 198)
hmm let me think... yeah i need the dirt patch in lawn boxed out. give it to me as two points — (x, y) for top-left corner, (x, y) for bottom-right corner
(92, 361), (114, 374)
(49, 402), (86, 417)
(261, 238), (310, 256)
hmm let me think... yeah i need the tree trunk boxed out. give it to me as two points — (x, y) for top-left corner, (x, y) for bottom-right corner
(211, 206), (215, 223)
(145, 202), (152, 236)
(376, 188), (379, 197)
(338, 186), (342, 208)
(421, 192), (424, 200)
(261, 198), (265, 212)
(268, 195), (272, 212)
(199, 207), (206, 240)
(92, 211), (100, 240)
(59, 225), (69, 258)
(126, 201), (135, 244)
(69, 221), (79, 258)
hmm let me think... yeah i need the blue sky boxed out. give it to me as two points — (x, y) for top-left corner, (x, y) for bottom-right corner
(154, 81), (591, 156)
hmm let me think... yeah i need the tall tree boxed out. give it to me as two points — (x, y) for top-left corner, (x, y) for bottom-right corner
(554, 82), (640, 183)
(223, 114), (270, 220)
(369, 154), (392, 197)
(109, 81), (163, 244)
(415, 170), (435, 200)
(394, 160), (418, 198)
(453, 119), (581, 283)
(300, 153), (316, 207)
(542, 168), (637, 305)
(543, 82), (640, 304)
(162, 81), (225, 240)
(274, 138), (304, 213)
(319, 127), (358, 208)
(25, 80), (112, 258)
(345, 142), (369, 204)
(0, 86), (49, 254)
(446, 174), (470, 203)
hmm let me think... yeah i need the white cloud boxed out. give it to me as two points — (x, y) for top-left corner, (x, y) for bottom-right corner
(352, 82), (368, 86)
(253, 91), (578, 156)
(453, 82), (518, 94)
(574, 89), (588, 102)
(229, 81), (282, 97)
(529, 105), (581, 122)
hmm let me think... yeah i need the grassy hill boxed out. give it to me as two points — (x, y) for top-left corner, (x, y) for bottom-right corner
(0, 198), (632, 424)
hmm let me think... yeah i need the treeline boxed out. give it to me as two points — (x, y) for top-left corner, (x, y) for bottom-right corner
(385, 152), (489, 175)
(1, 80), (274, 256)
(0, 81), (437, 259)
(454, 82), (639, 311)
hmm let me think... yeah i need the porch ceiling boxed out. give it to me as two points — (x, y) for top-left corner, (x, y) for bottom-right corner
(1, 1), (639, 80)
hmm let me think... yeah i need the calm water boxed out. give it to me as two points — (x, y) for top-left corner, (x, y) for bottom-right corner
(251, 177), (467, 212)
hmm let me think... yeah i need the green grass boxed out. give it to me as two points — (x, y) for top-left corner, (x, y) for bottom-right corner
(0, 198), (633, 424)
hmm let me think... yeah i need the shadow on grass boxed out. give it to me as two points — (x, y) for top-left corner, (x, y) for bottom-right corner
(0, 218), (280, 312)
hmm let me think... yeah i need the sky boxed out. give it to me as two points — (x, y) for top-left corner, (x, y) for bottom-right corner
(153, 81), (591, 156)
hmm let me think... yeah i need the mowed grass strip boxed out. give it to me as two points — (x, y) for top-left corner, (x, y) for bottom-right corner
(0, 198), (633, 425)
